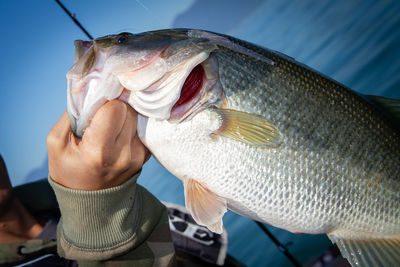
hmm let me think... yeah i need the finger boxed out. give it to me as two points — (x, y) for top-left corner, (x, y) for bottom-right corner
(123, 106), (150, 165)
(46, 110), (71, 151)
(83, 100), (127, 146)
(131, 134), (149, 166)
(115, 105), (149, 174)
(115, 103), (137, 146)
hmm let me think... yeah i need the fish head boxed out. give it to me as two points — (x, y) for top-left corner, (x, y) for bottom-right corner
(67, 29), (274, 137)
(67, 29), (225, 136)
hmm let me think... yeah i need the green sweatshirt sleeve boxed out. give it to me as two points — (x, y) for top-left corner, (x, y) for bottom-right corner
(48, 173), (176, 266)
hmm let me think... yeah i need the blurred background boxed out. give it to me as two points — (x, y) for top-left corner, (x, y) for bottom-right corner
(0, 0), (399, 266)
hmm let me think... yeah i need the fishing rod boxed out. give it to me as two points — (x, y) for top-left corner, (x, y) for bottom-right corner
(256, 221), (301, 267)
(54, 1), (302, 265)
(54, 0), (93, 40)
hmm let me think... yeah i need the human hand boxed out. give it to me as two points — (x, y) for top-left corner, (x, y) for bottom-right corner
(47, 100), (149, 190)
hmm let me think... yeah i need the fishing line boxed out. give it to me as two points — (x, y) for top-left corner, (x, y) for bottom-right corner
(134, 0), (164, 30)
(256, 221), (301, 266)
(135, 0), (149, 11)
(54, 0), (93, 40)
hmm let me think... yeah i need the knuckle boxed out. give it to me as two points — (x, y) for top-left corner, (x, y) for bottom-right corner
(111, 149), (134, 174)
(85, 146), (111, 168)
(46, 131), (58, 149)
(86, 150), (103, 167)
(116, 155), (131, 170)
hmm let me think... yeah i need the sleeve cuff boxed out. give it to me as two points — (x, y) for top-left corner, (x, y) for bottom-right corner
(49, 172), (148, 260)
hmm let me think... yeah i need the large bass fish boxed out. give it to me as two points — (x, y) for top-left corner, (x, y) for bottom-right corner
(66, 29), (400, 266)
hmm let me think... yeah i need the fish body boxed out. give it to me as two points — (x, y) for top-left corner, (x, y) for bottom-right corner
(66, 29), (400, 266)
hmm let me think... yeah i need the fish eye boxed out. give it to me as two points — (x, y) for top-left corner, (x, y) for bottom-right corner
(116, 33), (129, 44)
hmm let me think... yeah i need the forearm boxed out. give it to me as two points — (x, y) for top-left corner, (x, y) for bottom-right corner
(49, 172), (175, 264)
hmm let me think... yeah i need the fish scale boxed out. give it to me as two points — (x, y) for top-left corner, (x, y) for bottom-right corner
(146, 44), (400, 236)
(67, 29), (400, 266)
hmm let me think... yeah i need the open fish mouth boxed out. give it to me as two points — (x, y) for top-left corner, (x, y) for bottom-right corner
(67, 31), (220, 137)
(66, 29), (274, 137)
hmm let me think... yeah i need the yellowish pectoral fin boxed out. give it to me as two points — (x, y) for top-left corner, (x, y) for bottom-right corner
(328, 234), (400, 267)
(211, 108), (282, 147)
(183, 178), (227, 234)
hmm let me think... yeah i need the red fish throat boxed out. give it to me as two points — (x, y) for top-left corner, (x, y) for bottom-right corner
(173, 64), (204, 108)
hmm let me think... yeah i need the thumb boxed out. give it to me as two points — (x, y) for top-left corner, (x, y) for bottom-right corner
(82, 100), (128, 146)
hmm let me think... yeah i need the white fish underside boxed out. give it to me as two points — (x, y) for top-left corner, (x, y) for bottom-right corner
(139, 48), (399, 240)
(140, 96), (399, 238)
(138, 42), (400, 267)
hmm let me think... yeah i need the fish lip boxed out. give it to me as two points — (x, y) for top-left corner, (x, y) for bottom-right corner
(75, 40), (93, 49)
(66, 78), (80, 136)
(67, 40), (124, 137)
(73, 40), (93, 65)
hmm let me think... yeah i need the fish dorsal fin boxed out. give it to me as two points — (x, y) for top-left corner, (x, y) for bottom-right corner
(211, 108), (282, 147)
(328, 234), (400, 266)
(366, 95), (400, 122)
(183, 178), (227, 234)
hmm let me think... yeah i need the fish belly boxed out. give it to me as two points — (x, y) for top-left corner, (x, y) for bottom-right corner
(217, 49), (400, 238)
(139, 48), (400, 238)
(140, 106), (399, 237)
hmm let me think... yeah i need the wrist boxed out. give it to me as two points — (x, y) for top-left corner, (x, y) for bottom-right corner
(49, 166), (141, 190)
(49, 172), (141, 260)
